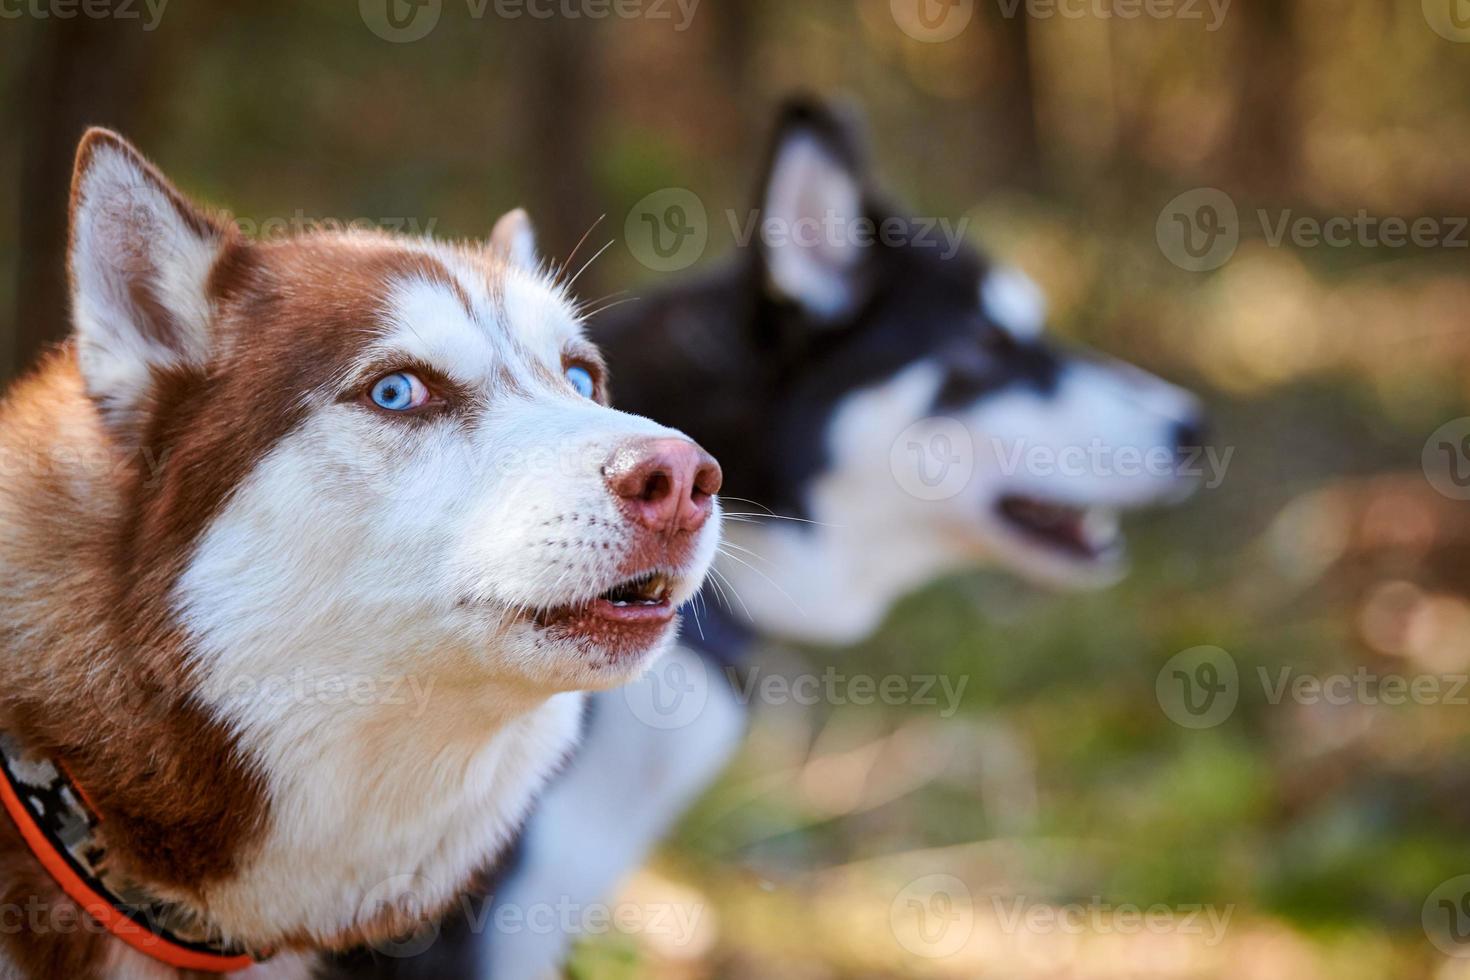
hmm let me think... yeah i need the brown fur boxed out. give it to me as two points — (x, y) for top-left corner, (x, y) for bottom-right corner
(0, 131), (536, 977)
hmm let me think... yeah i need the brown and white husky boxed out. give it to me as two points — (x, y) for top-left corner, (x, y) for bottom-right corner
(0, 130), (721, 979)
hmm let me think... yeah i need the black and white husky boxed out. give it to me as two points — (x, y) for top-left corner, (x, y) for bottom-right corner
(367, 98), (1207, 979)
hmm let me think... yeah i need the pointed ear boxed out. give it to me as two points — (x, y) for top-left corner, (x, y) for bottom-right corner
(490, 208), (539, 272)
(68, 128), (232, 430)
(756, 98), (870, 322)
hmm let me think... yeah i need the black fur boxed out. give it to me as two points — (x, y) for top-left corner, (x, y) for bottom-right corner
(594, 96), (1063, 519)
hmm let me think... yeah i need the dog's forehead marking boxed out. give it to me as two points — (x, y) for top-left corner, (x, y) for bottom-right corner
(981, 267), (1046, 341)
(374, 248), (581, 388)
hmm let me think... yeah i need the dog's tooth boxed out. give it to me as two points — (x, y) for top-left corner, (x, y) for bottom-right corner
(1081, 509), (1120, 546)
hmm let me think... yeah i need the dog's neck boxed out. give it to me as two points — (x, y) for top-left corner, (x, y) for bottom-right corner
(191, 679), (584, 949)
(0, 354), (583, 960)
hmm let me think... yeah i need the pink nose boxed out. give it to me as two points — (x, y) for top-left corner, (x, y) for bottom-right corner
(604, 438), (722, 534)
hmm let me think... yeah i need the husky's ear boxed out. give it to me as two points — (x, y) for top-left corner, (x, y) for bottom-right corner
(68, 129), (232, 430)
(756, 99), (869, 322)
(491, 208), (539, 272)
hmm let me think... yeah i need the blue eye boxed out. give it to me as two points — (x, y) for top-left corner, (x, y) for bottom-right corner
(369, 372), (429, 411)
(565, 365), (596, 399)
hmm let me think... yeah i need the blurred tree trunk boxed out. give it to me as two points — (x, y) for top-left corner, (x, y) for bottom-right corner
(509, 20), (600, 278)
(12, 6), (159, 381)
(986, 4), (1041, 188)
(1225, 0), (1297, 197)
(709, 0), (757, 134)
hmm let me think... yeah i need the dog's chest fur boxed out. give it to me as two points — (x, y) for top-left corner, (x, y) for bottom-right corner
(0, 354), (588, 976)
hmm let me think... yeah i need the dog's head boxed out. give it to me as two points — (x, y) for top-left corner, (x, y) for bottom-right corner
(69, 130), (722, 695)
(607, 101), (1204, 643)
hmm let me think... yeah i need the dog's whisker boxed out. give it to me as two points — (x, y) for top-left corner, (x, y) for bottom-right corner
(687, 601), (706, 643)
(720, 512), (843, 528)
(717, 495), (781, 514)
(717, 548), (804, 616)
(704, 568), (734, 613)
(575, 289), (629, 315)
(707, 566), (752, 622)
(716, 540), (775, 566)
(559, 214), (606, 286)
(579, 296), (641, 321)
(564, 239), (615, 293)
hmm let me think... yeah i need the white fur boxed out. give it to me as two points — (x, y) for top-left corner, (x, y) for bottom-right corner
(69, 142), (224, 423)
(761, 133), (863, 320)
(722, 353), (1200, 644)
(151, 244), (721, 947)
(483, 645), (744, 980)
(491, 209), (539, 273)
(981, 268), (1047, 341)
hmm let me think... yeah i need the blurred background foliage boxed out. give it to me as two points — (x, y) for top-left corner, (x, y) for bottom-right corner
(2, 1), (1469, 977)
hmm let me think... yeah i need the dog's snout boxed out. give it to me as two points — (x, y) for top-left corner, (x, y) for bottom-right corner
(1173, 416), (1210, 456)
(605, 438), (722, 533)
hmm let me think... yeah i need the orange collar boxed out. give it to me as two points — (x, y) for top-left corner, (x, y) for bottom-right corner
(0, 733), (264, 973)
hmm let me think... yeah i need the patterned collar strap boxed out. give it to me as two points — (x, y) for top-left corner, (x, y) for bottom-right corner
(0, 733), (265, 973)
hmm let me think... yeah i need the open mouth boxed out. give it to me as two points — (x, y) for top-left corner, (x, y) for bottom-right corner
(532, 570), (679, 659)
(996, 495), (1123, 562)
(590, 570), (674, 617)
